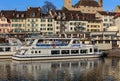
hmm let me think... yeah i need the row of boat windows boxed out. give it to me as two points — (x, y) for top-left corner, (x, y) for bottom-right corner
(0, 47), (11, 52)
(31, 48), (98, 54)
(36, 44), (68, 46)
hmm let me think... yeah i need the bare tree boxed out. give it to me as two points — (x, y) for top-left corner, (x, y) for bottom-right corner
(41, 1), (56, 14)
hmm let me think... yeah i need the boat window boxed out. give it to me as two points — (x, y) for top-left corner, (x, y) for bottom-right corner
(5, 47), (11, 51)
(73, 40), (79, 44)
(31, 51), (34, 54)
(39, 51), (41, 53)
(51, 50), (60, 55)
(38, 39), (43, 43)
(0, 48), (4, 52)
(71, 50), (79, 54)
(90, 48), (92, 53)
(94, 48), (98, 52)
(61, 50), (69, 54)
(80, 49), (88, 54)
(35, 51), (37, 54)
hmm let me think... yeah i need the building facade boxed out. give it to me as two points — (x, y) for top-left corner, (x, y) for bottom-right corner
(96, 11), (115, 31)
(64, 0), (103, 13)
(0, 16), (11, 33)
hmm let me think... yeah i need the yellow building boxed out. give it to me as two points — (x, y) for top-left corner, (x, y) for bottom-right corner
(40, 18), (55, 35)
(11, 11), (26, 32)
(87, 20), (103, 32)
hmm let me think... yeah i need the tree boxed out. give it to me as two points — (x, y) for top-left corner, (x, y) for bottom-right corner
(41, 1), (56, 14)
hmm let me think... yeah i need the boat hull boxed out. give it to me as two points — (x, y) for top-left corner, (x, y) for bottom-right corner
(0, 52), (15, 59)
(12, 54), (102, 61)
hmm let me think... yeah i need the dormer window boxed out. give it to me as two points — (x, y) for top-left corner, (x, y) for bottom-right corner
(21, 14), (24, 18)
(17, 14), (19, 18)
(32, 13), (35, 17)
(1, 18), (5, 21)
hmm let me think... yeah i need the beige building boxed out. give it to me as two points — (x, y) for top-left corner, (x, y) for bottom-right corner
(0, 16), (11, 33)
(96, 11), (116, 31)
(114, 6), (120, 12)
(64, 0), (103, 13)
(50, 10), (99, 34)
(26, 7), (41, 32)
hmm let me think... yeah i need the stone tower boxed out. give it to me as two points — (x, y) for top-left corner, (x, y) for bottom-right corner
(98, 0), (103, 6)
(64, 0), (72, 9)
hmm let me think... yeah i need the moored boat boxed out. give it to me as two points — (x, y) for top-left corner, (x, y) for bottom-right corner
(12, 37), (103, 61)
(0, 38), (22, 59)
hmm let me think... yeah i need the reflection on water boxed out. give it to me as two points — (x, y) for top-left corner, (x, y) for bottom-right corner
(0, 58), (120, 81)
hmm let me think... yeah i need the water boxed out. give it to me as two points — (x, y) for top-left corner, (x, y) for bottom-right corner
(0, 58), (119, 81)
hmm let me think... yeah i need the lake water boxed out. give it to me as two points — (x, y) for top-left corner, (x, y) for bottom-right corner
(0, 58), (120, 81)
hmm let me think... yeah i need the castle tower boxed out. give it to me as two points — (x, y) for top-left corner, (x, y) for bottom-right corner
(64, 0), (72, 9)
(98, 0), (103, 7)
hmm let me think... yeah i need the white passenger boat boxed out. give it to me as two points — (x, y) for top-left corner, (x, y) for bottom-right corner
(0, 38), (22, 59)
(12, 38), (103, 61)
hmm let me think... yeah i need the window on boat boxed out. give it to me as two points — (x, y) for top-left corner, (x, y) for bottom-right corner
(38, 39), (43, 43)
(5, 47), (11, 51)
(61, 50), (70, 54)
(0, 48), (4, 52)
(73, 40), (79, 44)
(51, 50), (60, 55)
(39, 51), (41, 53)
(35, 51), (37, 54)
(31, 51), (34, 54)
(90, 48), (92, 53)
(80, 49), (88, 54)
(94, 48), (98, 52)
(71, 50), (79, 54)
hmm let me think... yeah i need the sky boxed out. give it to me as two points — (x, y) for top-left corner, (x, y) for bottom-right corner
(0, 0), (120, 11)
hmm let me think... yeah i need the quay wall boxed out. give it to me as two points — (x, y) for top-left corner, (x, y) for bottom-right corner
(106, 48), (120, 57)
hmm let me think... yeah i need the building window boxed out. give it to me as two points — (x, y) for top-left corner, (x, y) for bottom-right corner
(27, 24), (30, 26)
(41, 19), (46, 22)
(48, 19), (52, 22)
(48, 24), (52, 26)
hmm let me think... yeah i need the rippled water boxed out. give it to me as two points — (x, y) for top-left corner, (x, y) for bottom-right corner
(0, 58), (119, 81)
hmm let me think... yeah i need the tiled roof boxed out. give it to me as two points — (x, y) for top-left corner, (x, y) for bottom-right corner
(50, 10), (98, 21)
(27, 7), (41, 18)
(0, 10), (15, 19)
(74, 0), (100, 7)
(113, 13), (120, 19)
(12, 11), (26, 19)
(97, 11), (116, 16)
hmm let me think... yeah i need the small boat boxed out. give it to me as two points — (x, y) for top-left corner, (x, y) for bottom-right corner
(0, 38), (22, 59)
(12, 37), (103, 61)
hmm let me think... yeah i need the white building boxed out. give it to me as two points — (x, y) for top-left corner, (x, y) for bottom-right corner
(96, 11), (116, 31)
